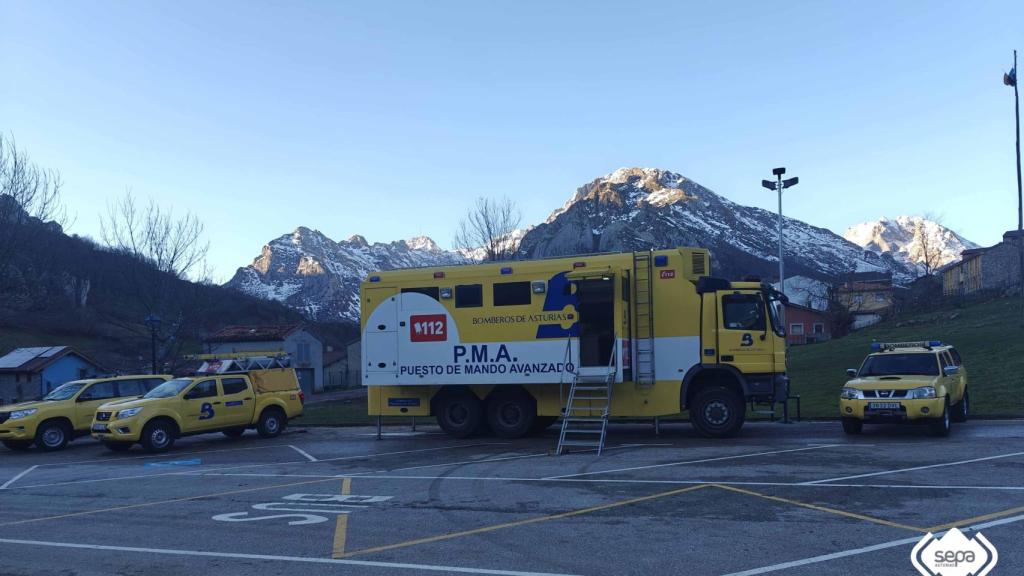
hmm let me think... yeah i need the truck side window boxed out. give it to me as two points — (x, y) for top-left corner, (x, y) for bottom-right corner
(116, 379), (145, 397)
(949, 347), (962, 366)
(402, 287), (440, 301)
(79, 381), (116, 401)
(142, 378), (166, 392)
(221, 378), (248, 395)
(185, 380), (218, 400)
(722, 294), (765, 331)
(455, 284), (483, 308)
(493, 281), (531, 306)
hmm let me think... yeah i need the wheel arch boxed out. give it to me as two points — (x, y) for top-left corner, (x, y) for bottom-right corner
(681, 365), (748, 410)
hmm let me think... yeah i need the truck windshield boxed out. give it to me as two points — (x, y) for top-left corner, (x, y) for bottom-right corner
(859, 354), (939, 377)
(144, 378), (194, 399)
(43, 382), (87, 401)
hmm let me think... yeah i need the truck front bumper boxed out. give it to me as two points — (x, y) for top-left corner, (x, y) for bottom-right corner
(90, 416), (143, 442)
(840, 397), (945, 422)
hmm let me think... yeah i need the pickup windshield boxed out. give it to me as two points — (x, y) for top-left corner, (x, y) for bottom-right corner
(859, 353), (939, 377)
(144, 378), (194, 399)
(44, 382), (87, 401)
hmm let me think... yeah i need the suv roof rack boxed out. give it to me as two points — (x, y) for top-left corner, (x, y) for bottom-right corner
(870, 340), (943, 351)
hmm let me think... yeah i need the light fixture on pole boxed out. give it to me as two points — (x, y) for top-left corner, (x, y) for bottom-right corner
(761, 167), (799, 296)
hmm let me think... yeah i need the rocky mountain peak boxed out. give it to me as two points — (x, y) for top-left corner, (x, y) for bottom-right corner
(844, 216), (978, 274)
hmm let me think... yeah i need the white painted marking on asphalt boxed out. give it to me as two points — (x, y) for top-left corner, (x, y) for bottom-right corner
(10, 443), (508, 491)
(0, 538), (579, 576)
(544, 445), (842, 479)
(0, 466), (39, 490)
(716, 512), (1024, 576)
(801, 451), (1024, 485)
(46, 443), (297, 466)
(289, 445), (318, 462)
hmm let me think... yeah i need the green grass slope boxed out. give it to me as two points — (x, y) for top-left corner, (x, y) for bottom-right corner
(789, 297), (1024, 418)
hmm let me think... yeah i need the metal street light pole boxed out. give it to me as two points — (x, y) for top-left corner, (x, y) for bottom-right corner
(1005, 51), (1023, 323)
(762, 168), (799, 296)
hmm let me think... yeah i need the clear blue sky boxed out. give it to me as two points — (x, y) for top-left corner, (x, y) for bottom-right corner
(2, 1), (1022, 281)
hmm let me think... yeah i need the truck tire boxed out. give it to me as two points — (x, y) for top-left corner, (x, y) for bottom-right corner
(930, 399), (951, 437)
(35, 420), (71, 451)
(103, 442), (133, 452)
(486, 388), (536, 439)
(951, 390), (969, 423)
(841, 418), (863, 435)
(2, 440), (33, 451)
(257, 408), (286, 438)
(435, 390), (483, 438)
(689, 386), (745, 438)
(141, 419), (177, 453)
(223, 427), (246, 439)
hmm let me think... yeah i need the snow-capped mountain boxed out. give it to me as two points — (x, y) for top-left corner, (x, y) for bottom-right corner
(518, 167), (912, 281)
(844, 216), (978, 276)
(226, 227), (466, 321)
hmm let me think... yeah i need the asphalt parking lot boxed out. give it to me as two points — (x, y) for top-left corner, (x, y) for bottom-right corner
(0, 420), (1021, 576)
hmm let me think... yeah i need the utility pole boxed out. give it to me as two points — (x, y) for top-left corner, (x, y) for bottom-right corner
(1005, 51), (1023, 322)
(762, 168), (799, 296)
(144, 314), (161, 374)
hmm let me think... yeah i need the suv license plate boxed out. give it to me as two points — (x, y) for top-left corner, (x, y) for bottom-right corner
(868, 402), (901, 410)
(91, 424), (109, 433)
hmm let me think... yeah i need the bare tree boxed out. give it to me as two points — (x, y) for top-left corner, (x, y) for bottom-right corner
(100, 190), (209, 281)
(452, 196), (522, 261)
(914, 215), (943, 276)
(0, 134), (71, 276)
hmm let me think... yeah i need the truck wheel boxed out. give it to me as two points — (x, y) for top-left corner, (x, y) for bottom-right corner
(223, 427), (246, 439)
(951, 390), (969, 423)
(2, 440), (33, 451)
(35, 420), (71, 451)
(689, 386), (745, 438)
(141, 420), (176, 453)
(257, 408), (286, 438)
(103, 442), (133, 452)
(841, 418), (863, 435)
(930, 399), (951, 437)
(532, 416), (558, 433)
(435, 390), (483, 438)
(486, 388), (536, 439)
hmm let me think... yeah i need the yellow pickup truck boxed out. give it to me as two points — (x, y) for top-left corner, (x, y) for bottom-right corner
(91, 368), (304, 452)
(0, 375), (171, 451)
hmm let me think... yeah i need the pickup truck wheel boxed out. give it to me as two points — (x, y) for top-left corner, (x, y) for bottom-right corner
(103, 442), (132, 452)
(257, 408), (286, 438)
(35, 420), (71, 451)
(841, 418), (863, 435)
(141, 420), (176, 453)
(2, 440), (33, 451)
(930, 399), (951, 437)
(435, 390), (483, 438)
(951, 390), (969, 423)
(689, 386), (745, 438)
(223, 427), (246, 439)
(486, 388), (536, 439)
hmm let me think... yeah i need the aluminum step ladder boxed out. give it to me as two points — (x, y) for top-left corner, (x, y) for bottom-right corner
(557, 345), (616, 455)
(633, 251), (656, 387)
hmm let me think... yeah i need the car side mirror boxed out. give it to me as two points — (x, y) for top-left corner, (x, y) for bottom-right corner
(846, 369), (857, 378)
(943, 365), (960, 377)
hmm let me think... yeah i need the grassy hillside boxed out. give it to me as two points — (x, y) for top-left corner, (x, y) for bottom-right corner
(789, 296), (1024, 417)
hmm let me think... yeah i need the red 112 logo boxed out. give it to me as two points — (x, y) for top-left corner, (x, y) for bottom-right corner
(410, 314), (447, 342)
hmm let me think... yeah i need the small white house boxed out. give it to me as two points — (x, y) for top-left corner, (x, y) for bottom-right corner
(204, 324), (324, 394)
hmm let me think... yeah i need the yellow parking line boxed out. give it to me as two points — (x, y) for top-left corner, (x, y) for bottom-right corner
(332, 478), (352, 559)
(0, 477), (340, 528)
(709, 484), (927, 533)
(342, 484), (712, 558)
(926, 505), (1024, 532)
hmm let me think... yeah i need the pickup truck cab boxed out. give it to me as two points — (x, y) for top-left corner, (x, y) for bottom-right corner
(840, 341), (967, 437)
(0, 375), (171, 451)
(91, 368), (304, 452)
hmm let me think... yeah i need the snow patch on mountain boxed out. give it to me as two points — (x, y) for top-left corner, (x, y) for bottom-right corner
(844, 217), (978, 276)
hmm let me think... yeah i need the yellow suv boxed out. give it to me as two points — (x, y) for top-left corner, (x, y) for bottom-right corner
(0, 375), (171, 451)
(840, 341), (967, 437)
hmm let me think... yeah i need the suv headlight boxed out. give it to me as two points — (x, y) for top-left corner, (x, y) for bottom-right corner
(9, 408), (38, 420)
(116, 407), (143, 419)
(908, 386), (936, 399)
(840, 387), (864, 400)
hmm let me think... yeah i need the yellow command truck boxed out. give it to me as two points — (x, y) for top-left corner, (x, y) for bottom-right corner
(361, 247), (788, 439)
(91, 367), (304, 453)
